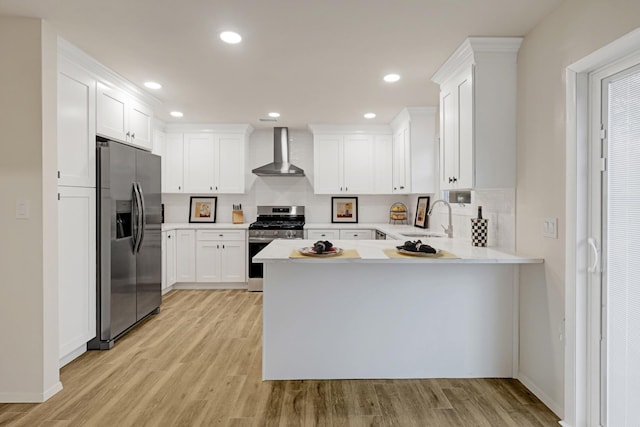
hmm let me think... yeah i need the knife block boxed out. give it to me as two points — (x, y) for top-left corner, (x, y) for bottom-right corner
(232, 210), (244, 224)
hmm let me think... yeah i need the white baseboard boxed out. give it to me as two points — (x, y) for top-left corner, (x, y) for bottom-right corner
(518, 373), (563, 418)
(558, 421), (572, 427)
(173, 282), (248, 290)
(0, 381), (62, 403)
(162, 284), (175, 295)
(59, 343), (87, 368)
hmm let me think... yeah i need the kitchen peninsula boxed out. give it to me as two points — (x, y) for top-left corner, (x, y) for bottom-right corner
(254, 239), (542, 380)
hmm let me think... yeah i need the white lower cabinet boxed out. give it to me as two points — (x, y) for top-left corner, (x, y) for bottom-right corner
(176, 229), (196, 282)
(195, 230), (246, 283)
(339, 229), (373, 240)
(171, 229), (246, 285)
(162, 230), (177, 292)
(58, 186), (96, 365)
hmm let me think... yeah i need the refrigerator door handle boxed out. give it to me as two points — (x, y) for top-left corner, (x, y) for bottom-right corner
(136, 182), (146, 253)
(132, 183), (143, 253)
(131, 183), (139, 253)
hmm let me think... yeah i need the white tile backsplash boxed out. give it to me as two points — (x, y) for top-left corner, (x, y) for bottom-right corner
(163, 129), (412, 224)
(427, 189), (515, 250)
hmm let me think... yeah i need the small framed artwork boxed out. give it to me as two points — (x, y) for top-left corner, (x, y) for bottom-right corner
(414, 196), (430, 228)
(189, 197), (217, 223)
(332, 197), (358, 223)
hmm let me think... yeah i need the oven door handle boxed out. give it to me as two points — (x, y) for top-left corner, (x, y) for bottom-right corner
(249, 237), (277, 243)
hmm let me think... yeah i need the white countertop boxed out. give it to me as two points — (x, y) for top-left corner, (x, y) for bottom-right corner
(162, 223), (249, 231)
(253, 238), (543, 264)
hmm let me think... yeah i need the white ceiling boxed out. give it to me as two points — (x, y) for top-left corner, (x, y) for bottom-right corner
(0, 0), (563, 129)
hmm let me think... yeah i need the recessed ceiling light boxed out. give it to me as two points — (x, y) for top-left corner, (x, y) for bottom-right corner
(268, 112), (280, 118)
(144, 81), (162, 90)
(220, 31), (242, 44)
(383, 73), (401, 83)
(170, 111), (184, 118)
(364, 113), (376, 119)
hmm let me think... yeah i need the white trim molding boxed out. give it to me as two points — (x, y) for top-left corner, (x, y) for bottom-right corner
(0, 381), (63, 403)
(564, 26), (640, 427)
(431, 37), (523, 84)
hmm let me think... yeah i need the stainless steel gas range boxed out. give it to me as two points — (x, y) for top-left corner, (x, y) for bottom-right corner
(248, 206), (305, 291)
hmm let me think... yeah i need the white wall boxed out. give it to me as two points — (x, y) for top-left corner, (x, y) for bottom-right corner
(164, 129), (410, 224)
(516, 0), (640, 417)
(0, 17), (61, 402)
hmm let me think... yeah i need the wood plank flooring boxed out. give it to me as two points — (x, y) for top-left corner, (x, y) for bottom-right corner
(0, 290), (560, 426)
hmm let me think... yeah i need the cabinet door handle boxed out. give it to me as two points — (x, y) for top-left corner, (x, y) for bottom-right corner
(340, 187), (343, 192)
(448, 177), (453, 183)
(219, 234), (223, 237)
(345, 187), (348, 192)
(223, 244), (225, 249)
(178, 186), (181, 190)
(167, 235), (171, 239)
(131, 132), (135, 139)
(217, 244), (219, 249)
(400, 186), (405, 189)
(452, 177), (458, 183)
(394, 187), (397, 190)
(126, 131), (130, 137)
(215, 186), (218, 190)
(210, 186), (213, 190)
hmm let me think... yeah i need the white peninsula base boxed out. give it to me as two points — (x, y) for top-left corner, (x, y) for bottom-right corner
(263, 262), (518, 380)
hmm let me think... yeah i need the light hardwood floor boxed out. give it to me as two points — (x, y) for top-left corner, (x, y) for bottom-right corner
(0, 290), (560, 426)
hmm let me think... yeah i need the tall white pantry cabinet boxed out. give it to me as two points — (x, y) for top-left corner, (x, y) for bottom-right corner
(57, 56), (97, 367)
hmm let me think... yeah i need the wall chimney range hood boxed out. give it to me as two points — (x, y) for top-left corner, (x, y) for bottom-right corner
(252, 127), (305, 177)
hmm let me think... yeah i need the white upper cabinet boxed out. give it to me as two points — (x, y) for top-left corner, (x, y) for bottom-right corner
(164, 133), (184, 193)
(342, 135), (375, 194)
(374, 135), (393, 194)
(165, 127), (251, 194)
(313, 135), (343, 194)
(432, 37), (522, 190)
(57, 58), (96, 188)
(217, 134), (245, 193)
(184, 133), (216, 193)
(312, 128), (391, 195)
(97, 81), (154, 151)
(389, 107), (437, 194)
(128, 100), (153, 150)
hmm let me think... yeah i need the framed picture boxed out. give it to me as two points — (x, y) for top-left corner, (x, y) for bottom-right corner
(331, 197), (358, 223)
(189, 197), (217, 223)
(414, 196), (430, 228)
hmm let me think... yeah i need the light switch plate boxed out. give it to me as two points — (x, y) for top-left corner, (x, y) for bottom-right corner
(16, 199), (30, 220)
(543, 217), (558, 239)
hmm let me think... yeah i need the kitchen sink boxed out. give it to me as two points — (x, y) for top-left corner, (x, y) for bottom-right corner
(399, 232), (445, 238)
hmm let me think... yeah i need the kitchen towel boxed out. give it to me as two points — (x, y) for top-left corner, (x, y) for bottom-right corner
(383, 248), (459, 259)
(289, 249), (361, 259)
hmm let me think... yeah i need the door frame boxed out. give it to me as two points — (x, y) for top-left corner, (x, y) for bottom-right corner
(564, 27), (640, 427)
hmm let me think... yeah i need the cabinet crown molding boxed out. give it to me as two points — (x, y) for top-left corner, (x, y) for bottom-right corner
(58, 37), (163, 112)
(308, 124), (392, 135)
(390, 107), (437, 132)
(431, 37), (523, 85)
(165, 123), (254, 135)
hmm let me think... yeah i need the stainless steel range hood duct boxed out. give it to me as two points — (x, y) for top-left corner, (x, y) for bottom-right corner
(252, 127), (305, 177)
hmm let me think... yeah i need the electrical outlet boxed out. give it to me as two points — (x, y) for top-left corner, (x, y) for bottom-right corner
(543, 217), (558, 239)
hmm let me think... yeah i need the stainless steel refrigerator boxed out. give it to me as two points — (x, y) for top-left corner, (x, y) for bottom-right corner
(88, 137), (162, 350)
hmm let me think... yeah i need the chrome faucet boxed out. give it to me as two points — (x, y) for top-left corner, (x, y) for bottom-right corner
(428, 199), (453, 238)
